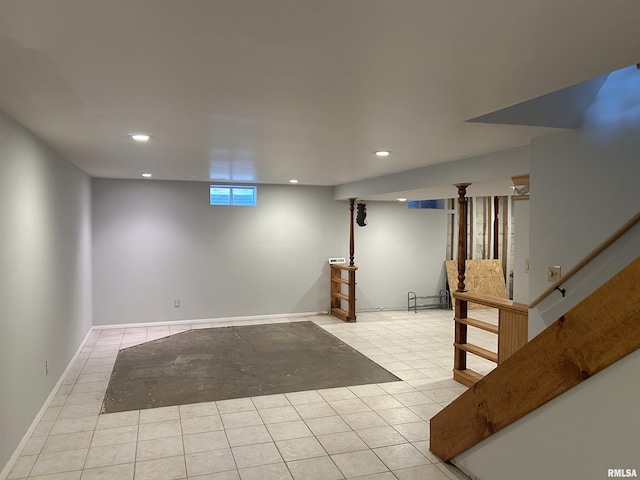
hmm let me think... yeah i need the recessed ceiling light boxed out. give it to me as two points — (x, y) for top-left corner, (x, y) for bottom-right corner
(141, 173), (152, 178)
(289, 179), (299, 184)
(129, 133), (151, 142)
(397, 198), (407, 202)
(375, 150), (391, 157)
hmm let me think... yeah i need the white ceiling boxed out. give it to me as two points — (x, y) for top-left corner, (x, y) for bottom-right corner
(1, 1), (639, 192)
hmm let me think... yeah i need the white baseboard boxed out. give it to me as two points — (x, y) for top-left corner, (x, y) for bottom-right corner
(0, 327), (95, 480)
(92, 311), (327, 330)
(1, 310), (331, 478)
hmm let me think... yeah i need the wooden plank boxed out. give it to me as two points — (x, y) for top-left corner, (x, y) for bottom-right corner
(430, 256), (640, 462)
(455, 317), (499, 334)
(331, 277), (349, 284)
(498, 310), (528, 363)
(331, 308), (349, 322)
(446, 259), (509, 310)
(511, 174), (529, 185)
(455, 343), (498, 363)
(454, 299), (468, 371)
(453, 368), (483, 387)
(331, 292), (349, 301)
(453, 291), (528, 314)
(347, 270), (357, 321)
(330, 264), (358, 271)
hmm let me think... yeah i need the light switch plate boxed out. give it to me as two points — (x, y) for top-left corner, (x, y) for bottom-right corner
(547, 265), (561, 282)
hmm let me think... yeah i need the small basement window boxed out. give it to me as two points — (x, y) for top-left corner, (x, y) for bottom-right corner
(209, 185), (257, 206)
(407, 199), (445, 209)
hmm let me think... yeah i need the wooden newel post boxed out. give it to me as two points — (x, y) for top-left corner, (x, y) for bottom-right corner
(455, 184), (470, 292)
(349, 198), (356, 267)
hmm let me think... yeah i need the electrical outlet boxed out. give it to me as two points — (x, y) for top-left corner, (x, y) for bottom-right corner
(547, 265), (561, 282)
(174, 299), (180, 308)
(46, 361), (49, 376)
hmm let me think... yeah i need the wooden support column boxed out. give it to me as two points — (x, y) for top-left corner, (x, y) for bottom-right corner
(349, 198), (356, 267)
(454, 183), (471, 374)
(493, 196), (500, 259)
(330, 198), (358, 322)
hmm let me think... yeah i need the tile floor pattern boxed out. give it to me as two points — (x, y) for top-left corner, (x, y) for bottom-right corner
(7, 309), (499, 480)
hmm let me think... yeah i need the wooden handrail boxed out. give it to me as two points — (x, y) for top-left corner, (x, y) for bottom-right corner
(453, 291), (528, 315)
(529, 211), (640, 308)
(430, 256), (640, 462)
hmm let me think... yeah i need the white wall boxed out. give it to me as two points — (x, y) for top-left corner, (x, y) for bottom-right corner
(92, 180), (345, 324)
(0, 111), (92, 471)
(527, 65), (640, 337)
(454, 349), (640, 480)
(92, 180), (448, 324)
(334, 145), (529, 200)
(355, 201), (448, 310)
(511, 199), (529, 304)
(527, 117), (640, 335)
(451, 67), (640, 479)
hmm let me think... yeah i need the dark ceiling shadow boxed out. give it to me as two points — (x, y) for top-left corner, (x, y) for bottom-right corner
(0, 36), (85, 121)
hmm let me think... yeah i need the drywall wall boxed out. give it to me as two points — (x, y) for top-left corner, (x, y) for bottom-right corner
(527, 67), (640, 338)
(0, 110), (92, 472)
(453, 349), (640, 480)
(511, 200), (529, 304)
(354, 201), (448, 310)
(92, 180), (448, 324)
(528, 127), (640, 337)
(92, 180), (345, 324)
(334, 145), (529, 200)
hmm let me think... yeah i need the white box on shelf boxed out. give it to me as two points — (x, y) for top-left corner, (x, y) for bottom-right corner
(329, 258), (346, 264)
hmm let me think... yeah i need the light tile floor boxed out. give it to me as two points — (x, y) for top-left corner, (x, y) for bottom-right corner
(8, 308), (499, 480)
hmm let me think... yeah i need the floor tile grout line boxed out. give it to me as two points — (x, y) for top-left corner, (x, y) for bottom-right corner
(11, 309), (480, 480)
(177, 407), (189, 480)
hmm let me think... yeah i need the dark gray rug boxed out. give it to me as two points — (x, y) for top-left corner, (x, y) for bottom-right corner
(102, 321), (400, 413)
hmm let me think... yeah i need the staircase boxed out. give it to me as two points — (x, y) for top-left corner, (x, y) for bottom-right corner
(430, 255), (640, 463)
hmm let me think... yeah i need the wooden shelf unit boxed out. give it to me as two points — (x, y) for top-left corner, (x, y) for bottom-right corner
(330, 263), (357, 322)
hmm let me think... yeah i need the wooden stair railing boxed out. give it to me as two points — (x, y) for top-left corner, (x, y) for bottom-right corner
(430, 255), (640, 462)
(450, 194), (638, 387)
(451, 183), (529, 386)
(453, 291), (528, 387)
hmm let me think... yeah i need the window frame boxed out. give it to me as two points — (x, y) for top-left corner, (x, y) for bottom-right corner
(209, 184), (257, 206)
